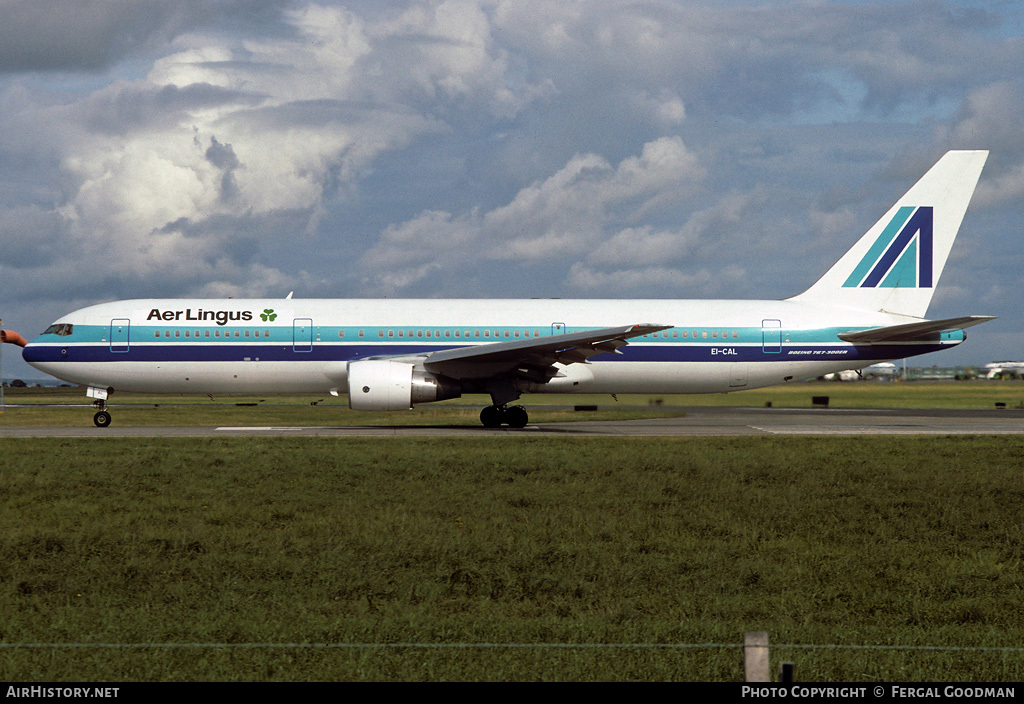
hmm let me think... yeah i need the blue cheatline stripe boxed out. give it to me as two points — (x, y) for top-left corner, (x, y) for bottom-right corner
(843, 206), (915, 288)
(23, 341), (958, 365)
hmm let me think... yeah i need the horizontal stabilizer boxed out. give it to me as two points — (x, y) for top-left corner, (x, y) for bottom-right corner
(837, 315), (996, 343)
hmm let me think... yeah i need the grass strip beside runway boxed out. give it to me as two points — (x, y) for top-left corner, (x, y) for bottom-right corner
(2, 435), (1023, 680)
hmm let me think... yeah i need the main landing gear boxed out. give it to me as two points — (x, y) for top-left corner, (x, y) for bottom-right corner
(479, 404), (529, 429)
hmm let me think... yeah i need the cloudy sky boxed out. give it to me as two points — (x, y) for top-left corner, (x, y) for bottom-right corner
(2, 0), (1023, 380)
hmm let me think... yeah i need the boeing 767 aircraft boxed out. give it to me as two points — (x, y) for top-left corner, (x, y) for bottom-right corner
(11, 150), (993, 428)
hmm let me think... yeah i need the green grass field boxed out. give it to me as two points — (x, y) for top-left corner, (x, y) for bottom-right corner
(2, 435), (1023, 681)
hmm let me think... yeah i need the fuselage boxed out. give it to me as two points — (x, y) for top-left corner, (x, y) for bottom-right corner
(22, 297), (964, 397)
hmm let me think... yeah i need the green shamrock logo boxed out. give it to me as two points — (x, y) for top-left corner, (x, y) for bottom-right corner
(260, 308), (277, 322)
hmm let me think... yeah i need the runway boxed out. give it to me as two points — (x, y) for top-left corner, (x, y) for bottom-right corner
(2, 406), (1023, 437)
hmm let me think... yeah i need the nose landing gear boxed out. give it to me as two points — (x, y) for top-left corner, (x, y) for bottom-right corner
(86, 386), (113, 427)
(479, 404), (529, 429)
(92, 400), (111, 427)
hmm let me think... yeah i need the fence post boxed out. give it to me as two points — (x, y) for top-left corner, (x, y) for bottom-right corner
(780, 661), (794, 683)
(744, 631), (770, 682)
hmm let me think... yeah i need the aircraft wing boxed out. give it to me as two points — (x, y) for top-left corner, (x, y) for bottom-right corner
(421, 323), (671, 381)
(837, 315), (996, 344)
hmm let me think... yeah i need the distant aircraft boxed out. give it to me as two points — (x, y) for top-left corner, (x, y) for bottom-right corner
(11, 150), (994, 428)
(984, 362), (1024, 379)
(824, 362), (899, 381)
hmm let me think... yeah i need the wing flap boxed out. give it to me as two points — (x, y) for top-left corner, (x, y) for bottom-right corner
(837, 315), (996, 343)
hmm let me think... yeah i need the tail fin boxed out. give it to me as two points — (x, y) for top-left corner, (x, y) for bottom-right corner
(790, 150), (988, 318)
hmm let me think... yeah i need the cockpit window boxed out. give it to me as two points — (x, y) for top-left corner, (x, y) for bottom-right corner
(43, 323), (74, 336)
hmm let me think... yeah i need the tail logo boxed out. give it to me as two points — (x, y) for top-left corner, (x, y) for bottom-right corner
(843, 206), (933, 288)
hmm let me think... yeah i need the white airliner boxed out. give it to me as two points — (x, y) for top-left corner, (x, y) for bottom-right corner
(13, 150), (994, 428)
(824, 362), (899, 382)
(984, 361), (1024, 379)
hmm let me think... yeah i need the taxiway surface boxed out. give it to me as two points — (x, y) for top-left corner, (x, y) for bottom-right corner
(2, 406), (1022, 437)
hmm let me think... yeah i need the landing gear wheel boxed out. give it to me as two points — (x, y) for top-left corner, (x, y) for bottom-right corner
(480, 406), (502, 428)
(479, 405), (529, 428)
(93, 410), (112, 428)
(505, 405), (529, 428)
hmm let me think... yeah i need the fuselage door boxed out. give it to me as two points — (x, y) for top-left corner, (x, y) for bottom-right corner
(293, 318), (313, 353)
(761, 319), (782, 354)
(551, 322), (566, 336)
(110, 319), (130, 353)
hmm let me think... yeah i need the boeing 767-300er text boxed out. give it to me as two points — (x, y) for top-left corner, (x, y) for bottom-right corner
(11, 150), (994, 428)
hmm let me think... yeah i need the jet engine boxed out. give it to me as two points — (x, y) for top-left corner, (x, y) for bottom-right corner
(347, 360), (461, 411)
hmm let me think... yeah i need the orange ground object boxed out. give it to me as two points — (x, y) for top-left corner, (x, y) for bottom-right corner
(0, 330), (28, 347)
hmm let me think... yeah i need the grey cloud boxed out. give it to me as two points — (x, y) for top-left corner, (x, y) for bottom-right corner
(0, 205), (69, 269)
(205, 136), (242, 201)
(0, 0), (287, 74)
(78, 82), (263, 135)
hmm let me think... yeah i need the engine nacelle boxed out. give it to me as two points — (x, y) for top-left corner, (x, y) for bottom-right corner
(347, 360), (461, 411)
